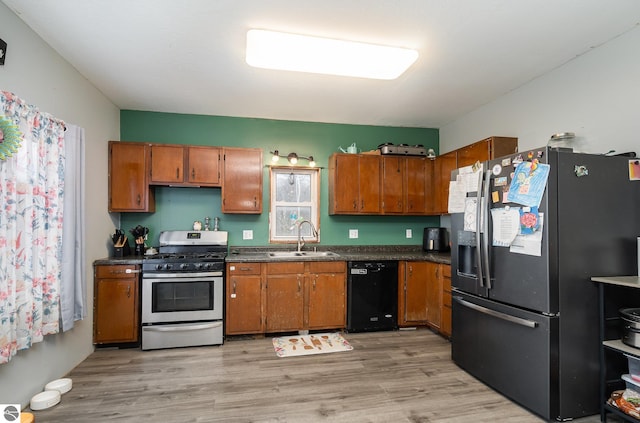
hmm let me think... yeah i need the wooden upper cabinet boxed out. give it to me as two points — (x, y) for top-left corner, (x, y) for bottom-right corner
(108, 141), (155, 212)
(150, 144), (221, 186)
(382, 156), (427, 214)
(430, 136), (517, 215)
(430, 150), (457, 215)
(222, 147), (263, 214)
(405, 157), (427, 214)
(457, 136), (518, 168)
(187, 146), (221, 186)
(382, 156), (404, 214)
(150, 144), (184, 184)
(329, 153), (381, 215)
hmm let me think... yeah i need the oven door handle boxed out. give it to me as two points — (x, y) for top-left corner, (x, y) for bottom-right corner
(143, 321), (223, 332)
(143, 272), (223, 279)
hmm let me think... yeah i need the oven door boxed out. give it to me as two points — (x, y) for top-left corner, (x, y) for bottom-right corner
(141, 271), (223, 324)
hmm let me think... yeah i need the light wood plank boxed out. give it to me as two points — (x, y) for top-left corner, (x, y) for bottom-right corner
(28, 329), (606, 422)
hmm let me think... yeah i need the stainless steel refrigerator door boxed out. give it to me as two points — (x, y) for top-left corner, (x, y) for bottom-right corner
(451, 291), (557, 420)
(482, 150), (555, 313)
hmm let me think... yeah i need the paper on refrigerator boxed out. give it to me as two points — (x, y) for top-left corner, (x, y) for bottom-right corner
(510, 213), (544, 256)
(448, 164), (483, 214)
(491, 207), (520, 247)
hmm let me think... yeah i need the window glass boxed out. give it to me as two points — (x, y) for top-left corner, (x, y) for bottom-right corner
(270, 167), (320, 243)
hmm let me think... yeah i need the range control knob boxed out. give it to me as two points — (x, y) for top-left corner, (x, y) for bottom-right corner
(180, 263), (189, 270)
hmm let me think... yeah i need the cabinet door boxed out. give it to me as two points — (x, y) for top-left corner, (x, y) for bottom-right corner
(440, 264), (452, 338)
(187, 146), (221, 186)
(329, 154), (360, 213)
(425, 262), (442, 330)
(433, 151), (457, 214)
(226, 275), (262, 334)
(457, 141), (490, 168)
(358, 155), (381, 213)
(108, 141), (154, 212)
(94, 265), (139, 344)
(382, 156), (404, 214)
(222, 147), (263, 214)
(265, 274), (304, 332)
(405, 157), (427, 214)
(150, 144), (184, 184)
(308, 272), (346, 329)
(400, 261), (430, 325)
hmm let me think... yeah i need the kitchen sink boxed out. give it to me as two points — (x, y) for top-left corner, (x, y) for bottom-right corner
(267, 251), (340, 258)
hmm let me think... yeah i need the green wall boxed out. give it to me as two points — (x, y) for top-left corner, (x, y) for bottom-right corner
(119, 110), (440, 247)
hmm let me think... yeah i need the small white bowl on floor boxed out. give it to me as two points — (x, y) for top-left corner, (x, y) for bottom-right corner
(30, 390), (61, 410)
(45, 377), (72, 394)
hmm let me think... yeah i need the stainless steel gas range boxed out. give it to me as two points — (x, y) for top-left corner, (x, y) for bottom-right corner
(141, 230), (227, 350)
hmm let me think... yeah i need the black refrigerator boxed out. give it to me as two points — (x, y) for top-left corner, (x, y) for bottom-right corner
(450, 146), (640, 421)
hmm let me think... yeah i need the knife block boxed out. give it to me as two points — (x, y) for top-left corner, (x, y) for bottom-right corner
(112, 240), (131, 257)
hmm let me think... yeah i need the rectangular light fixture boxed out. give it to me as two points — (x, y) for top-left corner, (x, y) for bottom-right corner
(246, 29), (418, 80)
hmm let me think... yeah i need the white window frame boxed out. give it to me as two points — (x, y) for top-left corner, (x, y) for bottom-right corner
(269, 166), (321, 244)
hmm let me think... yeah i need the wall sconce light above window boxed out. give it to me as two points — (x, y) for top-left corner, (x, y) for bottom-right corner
(270, 150), (316, 167)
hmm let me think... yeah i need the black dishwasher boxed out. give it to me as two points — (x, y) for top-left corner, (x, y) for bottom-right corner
(347, 261), (398, 332)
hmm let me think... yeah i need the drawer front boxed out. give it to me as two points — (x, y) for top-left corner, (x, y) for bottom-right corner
(227, 262), (262, 275)
(443, 292), (452, 307)
(266, 262), (305, 274)
(442, 264), (451, 278)
(95, 264), (139, 279)
(308, 261), (346, 274)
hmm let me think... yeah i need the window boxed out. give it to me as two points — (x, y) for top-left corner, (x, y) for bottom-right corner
(269, 167), (320, 244)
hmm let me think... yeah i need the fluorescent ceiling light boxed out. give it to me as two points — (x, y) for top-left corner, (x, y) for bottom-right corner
(246, 29), (418, 80)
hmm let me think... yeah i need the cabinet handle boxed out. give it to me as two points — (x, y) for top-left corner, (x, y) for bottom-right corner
(191, 168), (196, 179)
(176, 168), (180, 179)
(126, 285), (131, 298)
(239, 267), (252, 271)
(232, 281), (237, 296)
(136, 194), (141, 205)
(125, 268), (141, 274)
(353, 200), (357, 210)
(298, 278), (301, 293)
(409, 265), (413, 277)
(313, 277), (316, 291)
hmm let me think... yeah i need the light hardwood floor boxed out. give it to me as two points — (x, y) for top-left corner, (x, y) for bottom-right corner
(29, 329), (610, 422)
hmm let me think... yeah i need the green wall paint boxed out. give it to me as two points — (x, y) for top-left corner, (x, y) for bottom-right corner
(119, 110), (440, 247)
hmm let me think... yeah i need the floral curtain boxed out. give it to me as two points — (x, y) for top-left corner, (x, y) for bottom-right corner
(0, 91), (66, 364)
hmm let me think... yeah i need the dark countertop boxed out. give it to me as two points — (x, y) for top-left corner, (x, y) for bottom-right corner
(94, 245), (451, 266)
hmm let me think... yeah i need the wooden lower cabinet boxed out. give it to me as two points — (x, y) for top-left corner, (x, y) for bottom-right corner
(93, 264), (140, 345)
(225, 261), (346, 335)
(441, 264), (452, 338)
(265, 262), (305, 332)
(307, 262), (347, 329)
(398, 260), (450, 337)
(226, 262), (263, 335)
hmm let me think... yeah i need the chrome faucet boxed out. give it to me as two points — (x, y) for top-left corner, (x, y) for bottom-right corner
(292, 218), (318, 252)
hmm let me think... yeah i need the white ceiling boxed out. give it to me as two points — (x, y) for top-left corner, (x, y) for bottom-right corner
(4, 0), (640, 128)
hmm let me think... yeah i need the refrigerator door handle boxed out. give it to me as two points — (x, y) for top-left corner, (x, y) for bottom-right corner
(475, 169), (485, 287)
(453, 296), (538, 329)
(482, 169), (492, 289)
